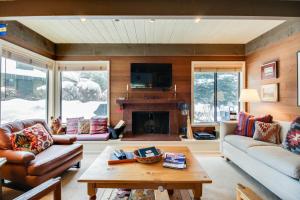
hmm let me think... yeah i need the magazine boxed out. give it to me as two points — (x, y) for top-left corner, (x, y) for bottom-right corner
(163, 152), (186, 169)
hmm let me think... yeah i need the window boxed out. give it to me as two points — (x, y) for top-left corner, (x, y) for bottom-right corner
(192, 61), (244, 124)
(59, 62), (109, 122)
(0, 57), (48, 124)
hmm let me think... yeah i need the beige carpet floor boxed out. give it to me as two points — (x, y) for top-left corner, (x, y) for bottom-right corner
(3, 152), (280, 200)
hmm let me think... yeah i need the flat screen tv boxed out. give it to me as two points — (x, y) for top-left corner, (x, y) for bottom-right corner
(131, 63), (172, 89)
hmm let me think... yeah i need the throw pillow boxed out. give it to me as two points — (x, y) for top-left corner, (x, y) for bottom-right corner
(253, 121), (280, 144)
(90, 117), (108, 134)
(235, 112), (273, 137)
(283, 116), (300, 154)
(78, 119), (90, 134)
(10, 123), (53, 154)
(66, 117), (83, 134)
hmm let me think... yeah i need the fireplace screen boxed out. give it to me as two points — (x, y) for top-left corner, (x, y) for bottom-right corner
(132, 111), (169, 134)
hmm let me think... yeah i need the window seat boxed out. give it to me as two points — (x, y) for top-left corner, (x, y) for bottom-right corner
(66, 133), (110, 141)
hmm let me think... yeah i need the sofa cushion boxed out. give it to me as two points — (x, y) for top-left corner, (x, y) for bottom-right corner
(0, 119), (49, 150)
(283, 116), (300, 154)
(10, 124), (53, 155)
(224, 135), (276, 152)
(235, 112), (273, 137)
(66, 117), (83, 134)
(247, 146), (300, 179)
(253, 121), (280, 144)
(27, 143), (83, 176)
(75, 133), (110, 141)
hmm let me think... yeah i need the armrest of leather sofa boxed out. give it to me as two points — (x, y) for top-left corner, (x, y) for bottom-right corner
(220, 121), (238, 142)
(52, 135), (77, 145)
(0, 150), (35, 165)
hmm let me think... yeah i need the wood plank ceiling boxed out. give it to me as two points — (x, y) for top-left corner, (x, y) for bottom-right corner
(18, 19), (285, 44)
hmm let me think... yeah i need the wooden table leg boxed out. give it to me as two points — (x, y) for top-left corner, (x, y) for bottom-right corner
(87, 183), (97, 200)
(193, 184), (203, 200)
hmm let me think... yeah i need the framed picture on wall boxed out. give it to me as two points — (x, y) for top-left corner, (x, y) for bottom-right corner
(297, 51), (300, 106)
(261, 61), (277, 80)
(261, 83), (278, 102)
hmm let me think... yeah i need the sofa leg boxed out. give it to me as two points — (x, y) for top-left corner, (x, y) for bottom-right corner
(225, 157), (230, 162)
(74, 161), (81, 168)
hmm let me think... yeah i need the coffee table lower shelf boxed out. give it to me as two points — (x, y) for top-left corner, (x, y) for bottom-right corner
(86, 182), (204, 200)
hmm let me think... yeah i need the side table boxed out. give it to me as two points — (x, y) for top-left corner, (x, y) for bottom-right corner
(0, 158), (7, 200)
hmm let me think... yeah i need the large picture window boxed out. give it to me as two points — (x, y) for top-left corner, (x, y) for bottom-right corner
(59, 62), (109, 122)
(192, 61), (244, 124)
(0, 57), (48, 124)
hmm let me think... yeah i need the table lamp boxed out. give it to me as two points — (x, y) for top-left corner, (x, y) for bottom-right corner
(180, 103), (193, 139)
(239, 89), (260, 112)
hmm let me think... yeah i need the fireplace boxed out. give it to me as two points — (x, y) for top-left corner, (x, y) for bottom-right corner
(116, 98), (184, 140)
(132, 111), (169, 134)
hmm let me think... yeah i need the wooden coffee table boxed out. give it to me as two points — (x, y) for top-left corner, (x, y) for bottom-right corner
(78, 146), (212, 200)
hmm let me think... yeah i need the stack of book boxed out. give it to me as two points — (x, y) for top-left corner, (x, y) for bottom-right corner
(163, 152), (186, 169)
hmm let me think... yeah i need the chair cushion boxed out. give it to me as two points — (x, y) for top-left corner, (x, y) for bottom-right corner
(27, 143), (83, 176)
(224, 135), (276, 152)
(75, 133), (110, 141)
(247, 146), (300, 179)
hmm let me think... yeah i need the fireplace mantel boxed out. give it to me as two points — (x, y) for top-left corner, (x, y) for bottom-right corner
(116, 98), (184, 109)
(116, 98), (184, 135)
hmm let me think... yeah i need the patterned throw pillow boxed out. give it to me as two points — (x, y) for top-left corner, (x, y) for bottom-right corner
(283, 116), (300, 154)
(90, 118), (108, 134)
(66, 117), (83, 134)
(235, 112), (273, 137)
(78, 119), (90, 134)
(253, 121), (280, 144)
(10, 124), (53, 154)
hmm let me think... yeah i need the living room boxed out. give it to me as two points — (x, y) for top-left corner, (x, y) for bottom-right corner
(0, 1), (300, 200)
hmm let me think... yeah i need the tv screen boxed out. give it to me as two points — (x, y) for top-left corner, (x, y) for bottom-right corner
(131, 63), (172, 89)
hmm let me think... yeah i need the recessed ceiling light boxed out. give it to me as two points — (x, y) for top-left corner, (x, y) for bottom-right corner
(194, 18), (201, 23)
(114, 19), (120, 22)
(149, 19), (155, 23)
(80, 17), (87, 22)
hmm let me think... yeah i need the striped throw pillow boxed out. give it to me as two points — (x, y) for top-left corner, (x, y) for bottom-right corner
(235, 112), (273, 137)
(90, 118), (108, 134)
(66, 117), (83, 134)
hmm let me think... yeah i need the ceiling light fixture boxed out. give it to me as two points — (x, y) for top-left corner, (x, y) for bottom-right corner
(80, 17), (87, 22)
(149, 19), (155, 23)
(114, 19), (120, 22)
(194, 18), (201, 23)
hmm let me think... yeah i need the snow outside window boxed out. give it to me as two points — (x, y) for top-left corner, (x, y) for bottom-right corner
(193, 72), (239, 123)
(0, 57), (48, 124)
(61, 71), (108, 122)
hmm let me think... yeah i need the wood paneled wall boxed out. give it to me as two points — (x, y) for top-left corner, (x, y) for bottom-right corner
(246, 32), (300, 121)
(55, 55), (244, 125)
(107, 56), (244, 125)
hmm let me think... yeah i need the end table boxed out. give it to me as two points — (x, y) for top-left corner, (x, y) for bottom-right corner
(0, 158), (7, 200)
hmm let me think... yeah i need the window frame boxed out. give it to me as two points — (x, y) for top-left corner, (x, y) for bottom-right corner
(55, 61), (110, 124)
(0, 40), (54, 124)
(191, 61), (245, 126)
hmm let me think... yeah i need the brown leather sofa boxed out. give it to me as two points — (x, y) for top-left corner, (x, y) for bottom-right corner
(0, 119), (83, 187)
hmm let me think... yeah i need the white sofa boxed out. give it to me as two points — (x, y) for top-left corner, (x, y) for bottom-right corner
(220, 121), (300, 200)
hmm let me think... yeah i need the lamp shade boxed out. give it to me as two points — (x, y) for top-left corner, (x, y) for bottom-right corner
(239, 89), (260, 103)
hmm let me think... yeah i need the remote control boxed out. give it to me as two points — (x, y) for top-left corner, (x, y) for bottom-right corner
(113, 149), (127, 160)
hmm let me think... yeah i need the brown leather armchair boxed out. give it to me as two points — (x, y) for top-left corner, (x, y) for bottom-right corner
(0, 119), (83, 187)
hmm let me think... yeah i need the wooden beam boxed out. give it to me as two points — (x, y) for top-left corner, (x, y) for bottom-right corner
(55, 44), (245, 58)
(0, 0), (300, 18)
(0, 21), (56, 59)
